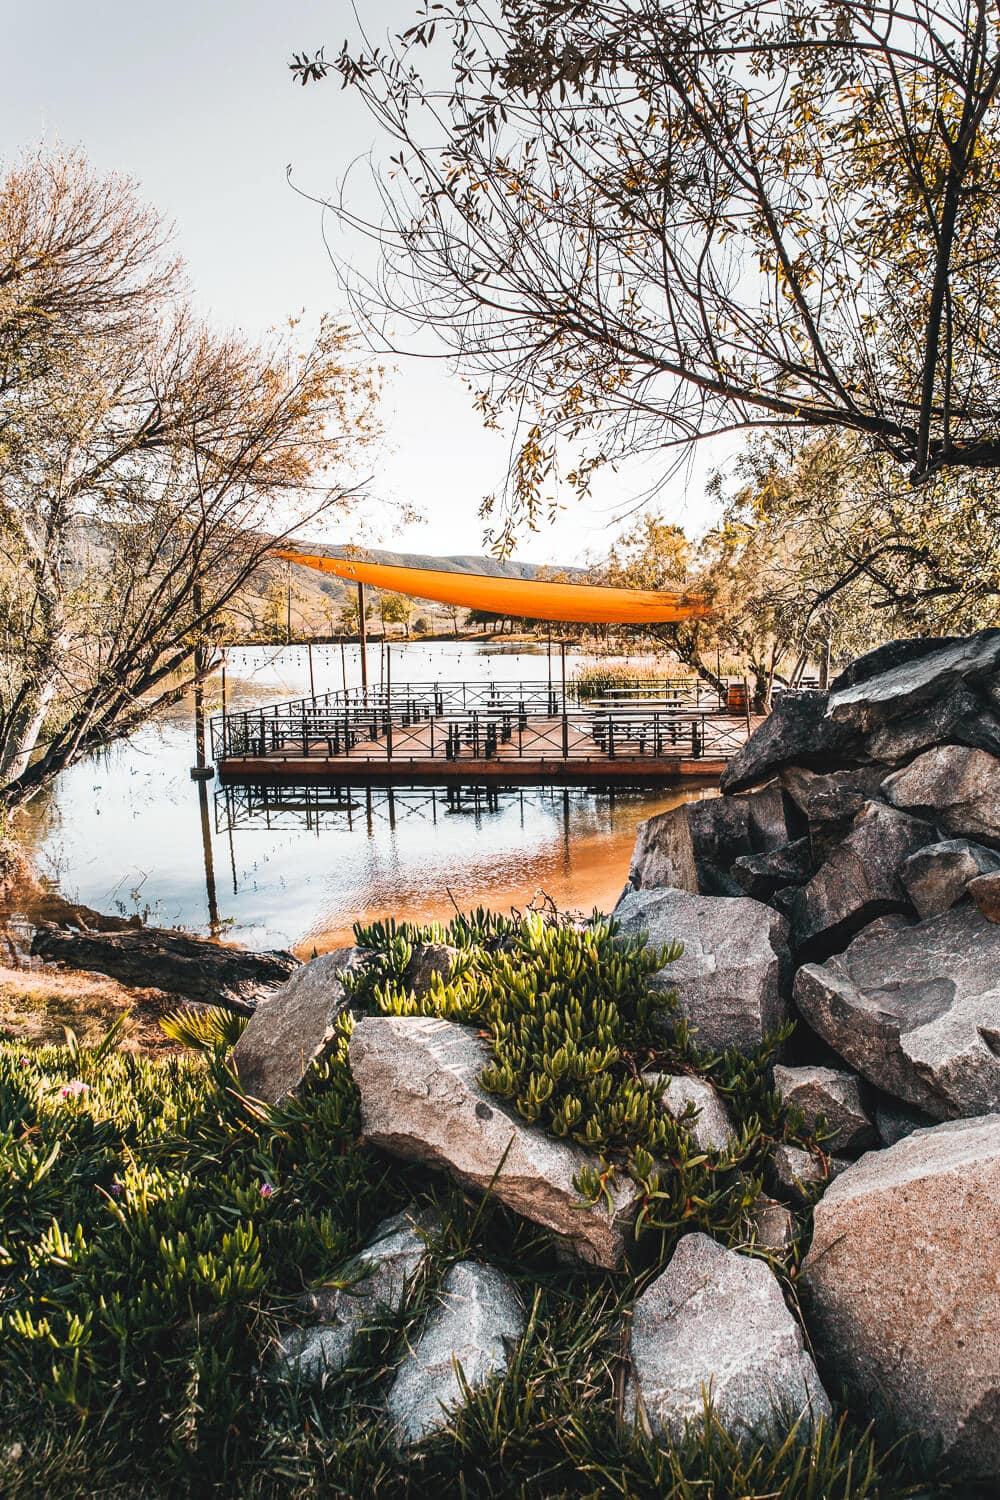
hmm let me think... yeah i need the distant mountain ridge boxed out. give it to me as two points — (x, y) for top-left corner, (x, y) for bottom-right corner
(285, 541), (584, 581)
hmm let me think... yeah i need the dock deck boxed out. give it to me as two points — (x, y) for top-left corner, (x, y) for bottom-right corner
(212, 679), (759, 788)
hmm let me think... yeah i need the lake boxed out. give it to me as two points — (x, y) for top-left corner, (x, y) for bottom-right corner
(22, 642), (717, 956)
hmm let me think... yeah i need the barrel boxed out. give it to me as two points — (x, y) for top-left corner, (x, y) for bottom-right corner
(726, 682), (749, 714)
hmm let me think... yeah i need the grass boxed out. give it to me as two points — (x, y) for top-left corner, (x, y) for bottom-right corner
(0, 908), (956, 1497)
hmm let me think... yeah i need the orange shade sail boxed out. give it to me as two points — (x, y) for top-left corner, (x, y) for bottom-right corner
(272, 549), (710, 625)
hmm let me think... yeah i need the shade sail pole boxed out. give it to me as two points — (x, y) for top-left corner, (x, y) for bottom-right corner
(357, 582), (368, 697)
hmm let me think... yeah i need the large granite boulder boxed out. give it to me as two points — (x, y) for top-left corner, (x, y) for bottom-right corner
(720, 692), (866, 795)
(386, 1261), (526, 1446)
(614, 887), (791, 1053)
(801, 1115), (1000, 1480)
(825, 629), (1000, 732)
(625, 1233), (830, 1445)
(790, 802), (936, 957)
(900, 839), (1000, 920)
(643, 1072), (734, 1153)
(231, 947), (368, 1105)
(349, 1016), (641, 1267)
(865, 682), (1000, 764)
(271, 1207), (438, 1382)
(779, 765), (887, 826)
(882, 745), (1000, 846)
(627, 784), (800, 896)
(793, 904), (1000, 1119)
(772, 1064), (875, 1153)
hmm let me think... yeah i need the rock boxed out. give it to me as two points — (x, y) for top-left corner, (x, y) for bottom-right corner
(720, 692), (866, 795)
(625, 1233), (830, 1445)
(628, 795), (751, 895)
(826, 629), (1000, 732)
(231, 947), (367, 1105)
(386, 1261), (526, 1446)
(643, 1072), (734, 1153)
(769, 1144), (850, 1205)
(779, 765), (887, 825)
(732, 838), (813, 899)
(801, 1115), (1000, 1479)
(882, 745), (1000, 847)
(350, 1017), (642, 1267)
(628, 785), (801, 896)
(29, 924), (299, 1013)
(405, 943), (460, 994)
(772, 1064), (876, 1153)
(747, 1194), (796, 1254)
(900, 839), (1000, 920)
(790, 802), (936, 956)
(967, 871), (1000, 923)
(793, 904), (1000, 1119)
(614, 887), (791, 1054)
(866, 682), (1000, 764)
(272, 1206), (438, 1382)
(874, 1098), (937, 1148)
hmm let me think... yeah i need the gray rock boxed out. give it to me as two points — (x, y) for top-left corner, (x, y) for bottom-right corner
(614, 887), (791, 1054)
(625, 1233), (830, 1444)
(643, 1072), (734, 1153)
(790, 802), (936, 956)
(272, 1207), (439, 1382)
(793, 904), (1000, 1119)
(874, 1098), (937, 1148)
(732, 838), (813, 899)
(801, 1115), (1000, 1479)
(967, 871), (1000, 923)
(720, 691), (866, 796)
(866, 682), (1000, 764)
(826, 629), (1000, 732)
(769, 1144), (850, 1205)
(882, 745), (1000, 847)
(405, 943), (460, 995)
(231, 947), (368, 1105)
(900, 839), (1000, 919)
(350, 1017), (641, 1267)
(748, 1194), (796, 1254)
(747, 780), (803, 852)
(628, 795), (751, 895)
(772, 1064), (876, 1153)
(386, 1261), (526, 1446)
(780, 765), (887, 825)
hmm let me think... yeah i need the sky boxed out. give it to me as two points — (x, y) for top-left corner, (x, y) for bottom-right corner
(2, 0), (730, 566)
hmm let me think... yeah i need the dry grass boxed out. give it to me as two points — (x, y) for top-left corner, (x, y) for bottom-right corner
(0, 964), (188, 1053)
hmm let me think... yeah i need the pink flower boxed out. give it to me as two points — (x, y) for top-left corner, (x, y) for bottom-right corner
(259, 1181), (274, 1199)
(60, 1079), (89, 1099)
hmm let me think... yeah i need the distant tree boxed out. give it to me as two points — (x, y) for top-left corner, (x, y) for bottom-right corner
(0, 150), (380, 810)
(378, 590), (415, 638)
(299, 1), (1000, 550)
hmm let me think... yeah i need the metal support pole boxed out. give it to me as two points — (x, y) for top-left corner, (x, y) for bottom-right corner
(358, 582), (369, 698)
(307, 640), (315, 699)
(340, 640), (348, 696)
(560, 640), (568, 758)
(385, 646), (393, 759)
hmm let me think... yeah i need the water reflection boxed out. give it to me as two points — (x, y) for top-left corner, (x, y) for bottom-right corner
(24, 644), (717, 956)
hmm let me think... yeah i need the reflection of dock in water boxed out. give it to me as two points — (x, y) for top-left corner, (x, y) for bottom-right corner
(212, 677), (758, 789)
(215, 781), (670, 836)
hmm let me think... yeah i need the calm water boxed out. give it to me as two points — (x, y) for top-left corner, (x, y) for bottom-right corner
(23, 643), (716, 956)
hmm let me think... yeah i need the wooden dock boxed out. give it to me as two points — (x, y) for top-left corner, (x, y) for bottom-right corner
(214, 690), (759, 788)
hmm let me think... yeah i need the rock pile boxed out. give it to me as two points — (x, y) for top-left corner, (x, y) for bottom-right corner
(618, 628), (1000, 1475)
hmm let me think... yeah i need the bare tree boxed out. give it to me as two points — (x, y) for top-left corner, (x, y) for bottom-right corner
(0, 150), (380, 809)
(297, 1), (1000, 546)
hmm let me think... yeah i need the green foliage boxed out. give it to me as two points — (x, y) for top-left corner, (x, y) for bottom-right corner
(573, 664), (694, 700)
(160, 1005), (249, 1054)
(0, 922), (946, 1497)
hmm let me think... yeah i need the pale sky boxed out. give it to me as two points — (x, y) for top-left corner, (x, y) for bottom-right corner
(3, 0), (729, 565)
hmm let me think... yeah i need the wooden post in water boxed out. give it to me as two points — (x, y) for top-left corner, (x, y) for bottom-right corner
(357, 582), (369, 699)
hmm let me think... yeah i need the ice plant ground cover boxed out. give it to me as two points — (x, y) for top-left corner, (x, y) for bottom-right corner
(0, 912), (949, 1498)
